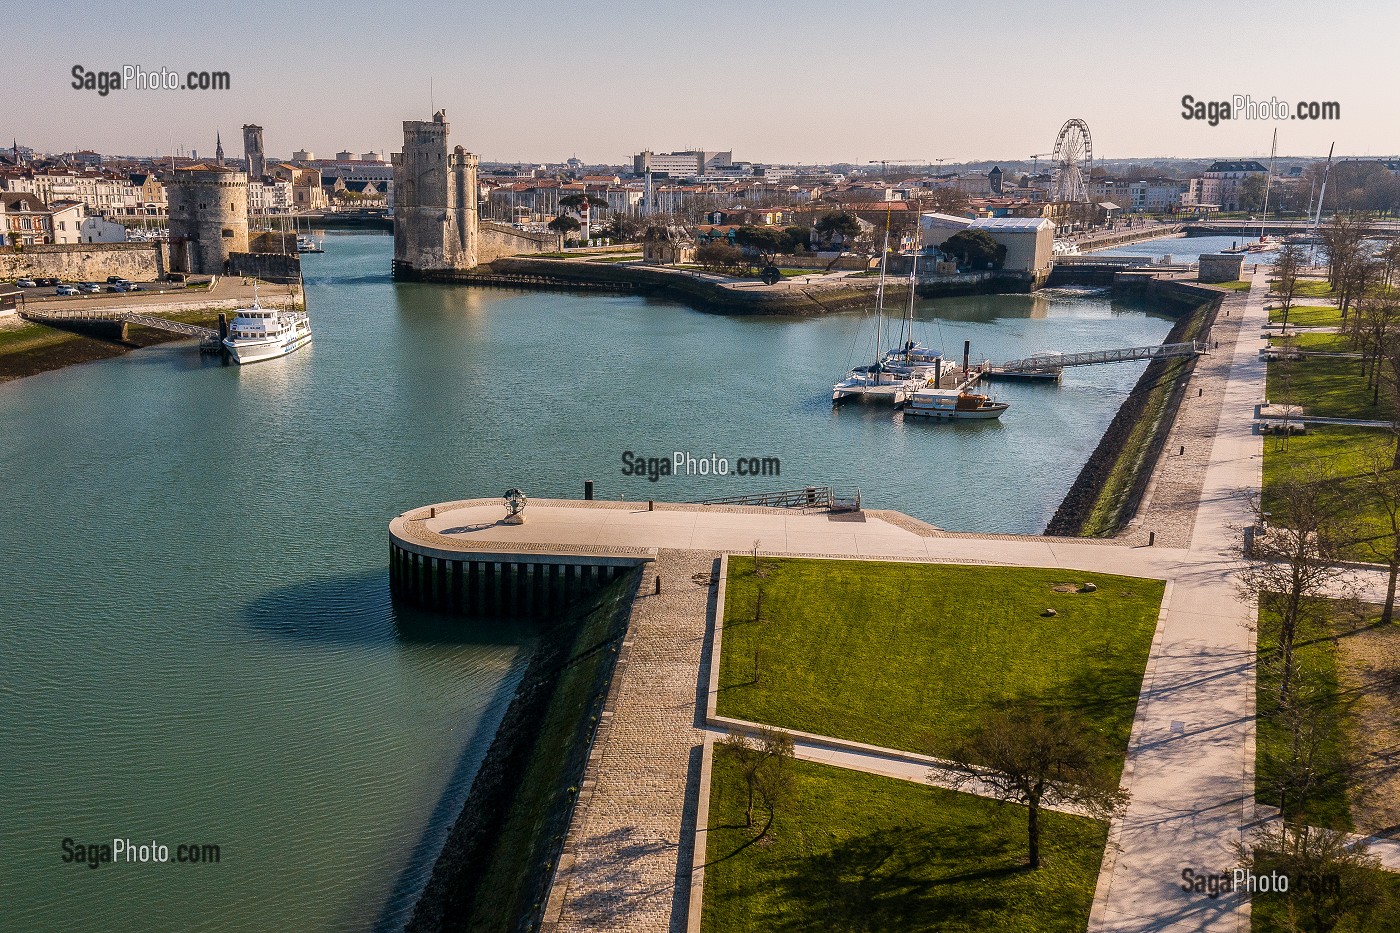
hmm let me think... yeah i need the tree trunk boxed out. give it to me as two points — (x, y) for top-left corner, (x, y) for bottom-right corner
(1386, 555), (1398, 626)
(1027, 802), (1041, 869)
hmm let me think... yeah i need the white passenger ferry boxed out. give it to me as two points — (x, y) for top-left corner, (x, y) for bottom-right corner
(222, 300), (312, 365)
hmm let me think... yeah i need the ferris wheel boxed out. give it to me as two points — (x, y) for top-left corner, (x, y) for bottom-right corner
(1050, 119), (1093, 203)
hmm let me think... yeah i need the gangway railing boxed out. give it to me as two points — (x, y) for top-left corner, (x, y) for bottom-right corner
(697, 486), (861, 512)
(995, 341), (1206, 374)
(20, 307), (219, 340)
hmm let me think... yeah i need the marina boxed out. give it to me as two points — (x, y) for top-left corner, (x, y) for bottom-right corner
(0, 233), (1175, 932)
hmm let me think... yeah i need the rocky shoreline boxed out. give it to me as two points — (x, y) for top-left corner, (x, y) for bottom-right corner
(1045, 280), (1224, 537)
(404, 572), (641, 933)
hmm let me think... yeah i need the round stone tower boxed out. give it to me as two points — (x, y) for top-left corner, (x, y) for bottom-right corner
(168, 164), (249, 275)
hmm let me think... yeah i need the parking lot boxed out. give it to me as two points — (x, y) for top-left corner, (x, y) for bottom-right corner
(6, 274), (297, 317)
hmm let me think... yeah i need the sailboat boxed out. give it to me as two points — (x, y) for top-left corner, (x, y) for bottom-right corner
(832, 218), (937, 404)
(1245, 130), (1281, 252)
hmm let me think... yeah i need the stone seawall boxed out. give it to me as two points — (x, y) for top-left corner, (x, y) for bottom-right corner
(0, 242), (167, 282)
(404, 573), (640, 933)
(1045, 278), (1223, 537)
(478, 222), (559, 263)
(228, 251), (301, 283)
(463, 258), (1036, 315)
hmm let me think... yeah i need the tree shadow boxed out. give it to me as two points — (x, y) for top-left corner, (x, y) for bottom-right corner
(754, 823), (1032, 932)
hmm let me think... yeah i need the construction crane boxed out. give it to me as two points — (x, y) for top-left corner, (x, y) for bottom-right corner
(1029, 153), (1052, 173)
(868, 159), (925, 180)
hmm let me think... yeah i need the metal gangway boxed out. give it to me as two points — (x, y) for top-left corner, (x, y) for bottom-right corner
(994, 341), (1207, 375)
(20, 307), (219, 340)
(698, 486), (862, 512)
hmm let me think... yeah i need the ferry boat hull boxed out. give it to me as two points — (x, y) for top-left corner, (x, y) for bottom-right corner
(223, 327), (312, 364)
(903, 389), (1009, 420)
(221, 302), (313, 365)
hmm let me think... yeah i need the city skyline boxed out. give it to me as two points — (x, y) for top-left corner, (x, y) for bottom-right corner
(9, 0), (1399, 165)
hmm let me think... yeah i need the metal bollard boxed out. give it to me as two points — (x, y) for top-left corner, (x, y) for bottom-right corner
(1198, 388), (1203, 397)
(648, 499), (654, 511)
(654, 576), (661, 595)
(429, 506), (436, 518)
(584, 480), (594, 500)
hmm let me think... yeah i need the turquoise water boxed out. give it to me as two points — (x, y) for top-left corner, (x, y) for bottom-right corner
(0, 233), (1174, 931)
(1095, 232), (1279, 265)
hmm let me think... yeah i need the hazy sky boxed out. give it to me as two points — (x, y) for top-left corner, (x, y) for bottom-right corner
(9, 0), (1399, 165)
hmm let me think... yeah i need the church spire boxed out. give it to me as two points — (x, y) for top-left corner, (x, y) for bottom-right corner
(215, 132), (224, 166)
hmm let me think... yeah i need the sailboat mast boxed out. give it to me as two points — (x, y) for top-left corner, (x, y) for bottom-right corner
(903, 215), (921, 356)
(1260, 128), (1276, 241)
(873, 209), (892, 365)
(1309, 143), (1335, 264)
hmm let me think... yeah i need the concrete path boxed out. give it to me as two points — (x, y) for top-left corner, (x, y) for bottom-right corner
(417, 500), (1184, 580)
(1088, 273), (1270, 932)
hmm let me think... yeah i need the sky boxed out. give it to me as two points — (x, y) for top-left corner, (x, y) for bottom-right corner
(9, 0), (1400, 166)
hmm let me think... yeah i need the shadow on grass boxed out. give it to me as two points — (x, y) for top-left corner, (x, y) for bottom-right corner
(754, 824), (1028, 932)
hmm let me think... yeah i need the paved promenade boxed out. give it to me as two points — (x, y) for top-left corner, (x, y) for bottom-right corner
(543, 550), (714, 933)
(1088, 273), (1269, 932)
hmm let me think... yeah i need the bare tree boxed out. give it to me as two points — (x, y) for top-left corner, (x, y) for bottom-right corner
(1316, 212), (1360, 295)
(1272, 242), (1306, 330)
(1236, 821), (1389, 933)
(1355, 444), (1400, 623)
(719, 727), (794, 834)
(1355, 292), (1399, 404)
(1238, 472), (1357, 703)
(1377, 320), (1400, 468)
(950, 708), (1128, 870)
(1257, 669), (1354, 821)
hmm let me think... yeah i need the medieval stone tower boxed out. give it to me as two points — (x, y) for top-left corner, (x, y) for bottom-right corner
(242, 124), (266, 178)
(391, 110), (479, 278)
(167, 164), (250, 274)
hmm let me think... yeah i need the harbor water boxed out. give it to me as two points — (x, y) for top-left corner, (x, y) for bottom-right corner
(0, 233), (1175, 931)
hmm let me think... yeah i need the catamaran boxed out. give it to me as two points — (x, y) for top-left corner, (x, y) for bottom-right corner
(222, 293), (312, 364)
(833, 214), (944, 403)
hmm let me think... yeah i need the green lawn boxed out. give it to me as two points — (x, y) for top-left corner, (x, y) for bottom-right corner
(1262, 427), (1398, 563)
(1253, 863), (1400, 932)
(1216, 280), (1254, 291)
(1295, 280), (1337, 299)
(703, 754), (1107, 933)
(1269, 304), (1344, 327)
(1255, 601), (1358, 830)
(1265, 354), (1387, 420)
(1272, 331), (1356, 354)
(717, 559), (1164, 775)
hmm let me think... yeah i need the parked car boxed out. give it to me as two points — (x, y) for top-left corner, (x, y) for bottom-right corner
(126, 283), (144, 291)
(107, 283), (131, 293)
(55, 284), (80, 296)
(36, 277), (58, 287)
(77, 282), (101, 293)
(106, 275), (125, 284)
(15, 278), (38, 288)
